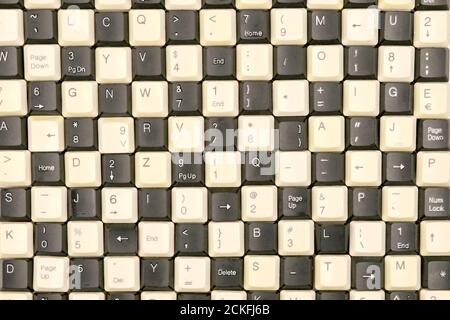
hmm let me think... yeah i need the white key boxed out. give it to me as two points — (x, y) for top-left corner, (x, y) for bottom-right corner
(132, 81), (168, 117)
(378, 0), (415, 10)
(244, 255), (280, 291)
(205, 152), (241, 188)
(0, 292), (33, 300)
(208, 221), (245, 257)
(211, 291), (247, 300)
(104, 257), (140, 292)
(414, 83), (450, 119)
(235, 0), (272, 9)
(414, 11), (449, 48)
(343, 80), (380, 116)
(28, 116), (64, 152)
(98, 117), (135, 154)
(271, 9), (307, 45)
(138, 222), (174, 257)
(141, 292), (177, 300)
(380, 116), (416, 152)
(95, 0), (131, 10)
(102, 188), (138, 223)
(202, 81), (239, 117)
(96, 47), (132, 84)
(350, 291), (385, 300)
(378, 46), (415, 82)
(175, 257), (211, 293)
(420, 290), (450, 300)
(200, 9), (236, 46)
(33, 256), (69, 292)
(58, 9), (95, 46)
(172, 187), (208, 223)
(0, 222), (33, 259)
(345, 151), (382, 187)
(420, 221), (450, 256)
(307, 45), (344, 81)
(168, 116), (204, 152)
(307, 0), (343, 9)
(31, 187), (67, 222)
(25, 0), (61, 9)
(65, 152), (101, 187)
(341, 9), (379, 46)
(314, 255), (351, 290)
(135, 152), (172, 188)
(275, 151), (311, 187)
(0, 9), (24, 45)
(308, 116), (345, 152)
(24, 45), (61, 81)
(416, 151), (450, 187)
(382, 186), (418, 222)
(312, 186), (348, 222)
(280, 290), (316, 300)
(273, 80), (309, 116)
(129, 10), (166, 46)
(238, 115), (275, 151)
(278, 220), (314, 256)
(166, 45), (203, 82)
(69, 293), (105, 300)
(0, 151), (31, 188)
(62, 81), (98, 117)
(165, 0), (202, 9)
(385, 255), (421, 291)
(0, 80), (28, 116)
(236, 44), (273, 81)
(241, 185), (278, 222)
(349, 221), (386, 257)
(67, 221), (104, 257)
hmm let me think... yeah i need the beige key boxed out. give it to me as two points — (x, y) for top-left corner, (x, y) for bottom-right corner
(33, 256), (69, 292)
(244, 255), (280, 291)
(95, 0), (131, 10)
(202, 81), (239, 117)
(67, 221), (104, 257)
(141, 292), (177, 300)
(69, 293), (106, 300)
(104, 257), (140, 292)
(0, 151), (31, 188)
(132, 81), (168, 117)
(58, 9), (95, 46)
(31, 187), (67, 222)
(385, 255), (421, 291)
(28, 115), (65, 152)
(382, 186), (418, 222)
(205, 152), (241, 188)
(166, 45), (203, 82)
(135, 152), (172, 188)
(278, 220), (314, 256)
(420, 221), (450, 256)
(275, 151), (311, 187)
(208, 221), (245, 257)
(307, 0), (343, 9)
(378, 46), (415, 82)
(0, 292), (33, 300)
(0, 80), (28, 116)
(211, 291), (247, 300)
(349, 221), (386, 257)
(380, 116), (416, 152)
(102, 188), (138, 223)
(280, 290), (316, 300)
(236, 44), (273, 81)
(24, 45), (61, 81)
(238, 115), (275, 151)
(416, 152), (450, 187)
(0, 9), (24, 45)
(308, 116), (345, 152)
(138, 222), (174, 257)
(314, 255), (351, 290)
(174, 257), (211, 293)
(129, 10), (166, 46)
(168, 116), (204, 152)
(350, 291), (385, 300)
(273, 80), (309, 116)
(312, 186), (348, 222)
(271, 9), (307, 45)
(420, 290), (450, 300)
(98, 117), (135, 154)
(414, 83), (450, 119)
(172, 187), (208, 223)
(165, 0), (201, 9)
(61, 81), (98, 117)
(241, 185), (278, 222)
(378, 0), (415, 10)
(414, 11), (449, 48)
(307, 45), (344, 81)
(341, 9), (379, 46)
(345, 151), (382, 187)
(200, 9), (236, 46)
(65, 152), (101, 187)
(96, 47), (132, 84)
(0, 222), (33, 259)
(25, 0), (61, 8)
(343, 80), (380, 117)
(235, 0), (272, 9)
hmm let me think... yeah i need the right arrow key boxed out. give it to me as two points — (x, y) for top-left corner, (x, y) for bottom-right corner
(383, 152), (415, 185)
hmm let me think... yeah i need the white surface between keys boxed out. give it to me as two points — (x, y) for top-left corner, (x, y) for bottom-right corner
(102, 188), (138, 223)
(244, 255), (280, 291)
(208, 221), (245, 257)
(33, 256), (69, 292)
(0, 10), (24, 46)
(0, 80), (28, 116)
(135, 152), (172, 188)
(0, 222), (33, 259)
(67, 221), (104, 257)
(0, 150), (31, 188)
(384, 255), (421, 291)
(31, 187), (68, 222)
(138, 222), (174, 257)
(314, 255), (351, 290)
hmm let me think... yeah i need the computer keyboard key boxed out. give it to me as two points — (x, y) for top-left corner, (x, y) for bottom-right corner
(101, 154), (133, 186)
(416, 48), (449, 82)
(33, 256), (70, 292)
(99, 85), (131, 115)
(349, 187), (381, 220)
(138, 189), (170, 220)
(68, 188), (100, 220)
(62, 0), (94, 8)
(167, 11), (199, 44)
(345, 46), (377, 79)
(135, 119), (167, 151)
(32, 152), (64, 185)
(313, 153), (344, 184)
(131, 0), (164, 7)
(353, 259), (383, 291)
(132, 47), (165, 80)
(0, 150), (32, 188)
(248, 292), (279, 300)
(61, 47), (94, 80)
(204, 0), (235, 6)
(28, 82), (60, 114)
(420, 188), (450, 219)
(307, 45), (344, 82)
(344, 0), (376, 7)
(420, 221), (450, 256)
(141, 258), (173, 289)
(308, 11), (340, 44)
(385, 255), (421, 291)
(0, 259), (31, 290)
(378, 46), (415, 83)
(418, 120), (450, 151)
(416, 0), (449, 9)
(65, 118), (97, 150)
(273, 0), (305, 6)
(346, 117), (378, 149)
(35, 293), (67, 300)
(238, 10), (270, 43)
(246, 222), (277, 254)
(0, 0), (23, 8)
(0, 189), (30, 221)
(174, 256), (211, 293)
(383, 152), (415, 185)
(204, 117), (237, 151)
(172, 153), (204, 186)
(388, 222), (418, 254)
(243, 152), (275, 184)
(314, 254), (351, 290)
(209, 191), (240, 222)
(176, 224), (207, 255)
(416, 151), (450, 187)
(204, 47), (235, 79)
(279, 188), (310, 218)
(274, 46), (306, 79)
(107, 293), (139, 300)
(104, 256), (140, 292)
(169, 82), (201, 115)
(277, 120), (307, 152)
(424, 260), (450, 290)
(281, 257), (312, 289)
(0, 47), (23, 79)
(316, 224), (348, 254)
(212, 258), (243, 289)
(380, 12), (413, 45)
(239, 81), (272, 114)
(25, 10), (57, 44)
(0, 117), (27, 149)
(414, 10), (450, 48)
(236, 44), (273, 81)
(310, 82), (342, 114)
(34, 223), (66, 255)
(381, 83), (413, 115)
(105, 224), (138, 255)
(95, 12), (128, 45)
(24, 44), (61, 81)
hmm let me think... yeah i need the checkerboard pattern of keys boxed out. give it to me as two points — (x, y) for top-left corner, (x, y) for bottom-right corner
(0, 0), (450, 301)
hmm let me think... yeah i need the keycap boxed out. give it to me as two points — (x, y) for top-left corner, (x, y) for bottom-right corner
(105, 224), (138, 255)
(278, 220), (314, 255)
(62, 0), (94, 8)
(0, 151), (32, 188)
(171, 187), (208, 223)
(169, 82), (201, 115)
(65, 152), (101, 187)
(418, 120), (450, 150)
(104, 256), (140, 292)
(247, 222), (277, 254)
(352, 259), (383, 290)
(273, 80), (309, 116)
(68, 221), (103, 256)
(346, 117), (378, 149)
(312, 153), (344, 184)
(204, 117), (237, 151)
(174, 257), (211, 292)
(387, 222), (418, 253)
(61, 47), (94, 80)
(35, 223), (66, 254)
(138, 222), (174, 257)
(204, 47), (235, 79)
(383, 152), (415, 185)
(345, 47), (377, 79)
(28, 81), (60, 114)
(380, 116), (417, 152)
(414, 83), (450, 119)
(25, 10), (57, 43)
(57, 9), (95, 46)
(350, 188), (381, 220)
(199, 9), (236, 46)
(311, 186), (348, 222)
(95, 0), (131, 10)
(208, 221), (245, 257)
(209, 191), (240, 222)
(281, 257), (312, 289)
(176, 223), (207, 255)
(311, 82), (342, 114)
(384, 255), (421, 291)
(416, 151), (450, 187)
(129, 10), (166, 46)
(307, 0), (343, 9)
(138, 189), (171, 220)
(68, 188), (100, 219)
(32, 152), (64, 185)
(416, 0), (449, 10)
(101, 187), (138, 223)
(378, 0), (415, 10)
(420, 221), (450, 256)
(241, 185), (278, 222)
(308, 116), (345, 152)
(0, 117), (27, 149)
(274, 47), (307, 79)
(0, 9), (24, 46)
(33, 256), (69, 292)
(141, 258), (173, 289)
(212, 258), (243, 289)
(349, 221), (386, 256)
(0, 260), (32, 290)
(204, 151), (241, 187)
(165, 0), (202, 10)
(420, 188), (450, 219)
(381, 83), (413, 114)
(279, 188), (310, 218)
(236, 44), (273, 81)
(203, 81), (239, 117)
(98, 117), (135, 154)
(167, 11), (199, 44)
(236, 0), (272, 9)
(0, 222), (33, 258)
(382, 186), (418, 222)
(166, 45), (203, 82)
(243, 255), (280, 291)
(316, 224), (348, 253)
(96, 47), (132, 84)
(307, 45), (344, 81)
(424, 260), (450, 290)
(277, 119), (308, 151)
(244, 151), (274, 184)
(238, 10), (270, 43)
(24, 45), (61, 81)
(378, 46), (415, 83)
(0, 188), (30, 221)
(28, 115), (65, 152)
(135, 152), (171, 188)
(240, 81), (272, 114)
(416, 48), (449, 82)
(314, 255), (351, 290)
(309, 10), (341, 44)
(25, 0), (61, 9)
(414, 10), (450, 48)
(0, 47), (23, 79)
(341, 8), (378, 46)
(270, 8), (307, 45)
(276, 151), (311, 186)
(381, 11), (413, 45)
(65, 119), (97, 150)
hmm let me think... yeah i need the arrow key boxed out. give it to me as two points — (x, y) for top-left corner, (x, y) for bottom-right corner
(210, 191), (240, 221)
(28, 82), (60, 114)
(102, 154), (134, 186)
(105, 224), (137, 255)
(383, 152), (415, 185)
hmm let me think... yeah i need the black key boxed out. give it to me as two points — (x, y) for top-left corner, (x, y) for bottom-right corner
(131, 0), (164, 8)
(350, 188), (381, 219)
(316, 224), (348, 253)
(32, 153), (64, 185)
(135, 118), (167, 150)
(35, 293), (67, 300)
(346, 117), (378, 149)
(176, 224), (207, 255)
(345, 46), (377, 79)
(281, 257), (313, 289)
(65, 118), (97, 150)
(108, 293), (138, 300)
(0, 0), (23, 8)
(178, 294), (210, 300)
(102, 154), (134, 185)
(353, 259), (383, 290)
(69, 188), (100, 220)
(70, 259), (102, 290)
(387, 222), (418, 253)
(204, 47), (235, 79)
(381, 83), (413, 114)
(310, 82), (342, 114)
(61, 47), (94, 80)
(141, 259), (173, 289)
(25, 10), (57, 43)
(309, 11), (340, 44)
(389, 292), (418, 300)
(416, 0), (449, 10)
(419, 120), (450, 150)
(381, 12), (413, 45)
(99, 84), (131, 115)
(35, 223), (66, 255)
(420, 188), (450, 219)
(172, 153), (204, 185)
(204, 0), (234, 7)
(243, 152), (274, 184)
(0, 260), (31, 290)
(416, 48), (449, 82)
(167, 11), (198, 44)
(273, 0), (305, 7)
(209, 191), (240, 221)
(277, 119), (308, 151)
(62, 0), (94, 8)
(95, 12), (128, 45)
(169, 82), (201, 115)
(0, 117), (26, 149)
(139, 189), (171, 220)
(0, 188), (30, 221)
(344, 0), (376, 7)
(205, 117), (237, 151)
(248, 292), (279, 300)
(0, 47), (22, 78)
(28, 82), (60, 114)
(317, 292), (348, 300)
(240, 82), (272, 114)
(212, 258), (243, 289)
(238, 10), (270, 43)
(105, 224), (138, 255)
(279, 188), (310, 218)
(383, 153), (415, 184)
(313, 153), (344, 184)
(274, 46), (306, 79)
(132, 47), (165, 80)
(424, 259), (450, 289)
(247, 223), (277, 254)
